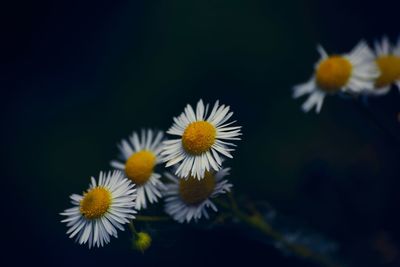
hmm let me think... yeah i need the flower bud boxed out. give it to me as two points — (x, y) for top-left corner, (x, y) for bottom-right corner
(133, 232), (152, 253)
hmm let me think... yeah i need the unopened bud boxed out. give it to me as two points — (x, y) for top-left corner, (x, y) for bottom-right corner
(133, 232), (152, 253)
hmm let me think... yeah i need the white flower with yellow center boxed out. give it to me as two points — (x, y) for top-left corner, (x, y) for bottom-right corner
(60, 171), (137, 248)
(162, 99), (242, 179)
(164, 168), (232, 223)
(293, 41), (379, 113)
(369, 36), (400, 95)
(110, 129), (165, 210)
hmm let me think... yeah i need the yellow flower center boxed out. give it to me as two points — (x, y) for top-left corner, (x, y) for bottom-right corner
(316, 56), (352, 93)
(125, 150), (156, 186)
(179, 171), (216, 205)
(182, 121), (216, 155)
(375, 55), (400, 88)
(79, 187), (112, 219)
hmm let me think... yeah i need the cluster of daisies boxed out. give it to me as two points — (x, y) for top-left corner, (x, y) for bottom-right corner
(293, 37), (400, 113)
(60, 100), (242, 248)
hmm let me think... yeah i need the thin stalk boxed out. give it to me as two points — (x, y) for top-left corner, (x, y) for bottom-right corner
(216, 199), (340, 267)
(135, 215), (170, 222)
(128, 220), (138, 238)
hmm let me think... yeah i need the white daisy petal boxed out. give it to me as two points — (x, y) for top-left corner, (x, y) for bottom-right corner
(316, 44), (328, 59)
(196, 99), (205, 121)
(110, 160), (125, 170)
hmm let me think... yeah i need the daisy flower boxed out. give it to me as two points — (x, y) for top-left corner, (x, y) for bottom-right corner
(163, 168), (232, 223)
(110, 129), (166, 210)
(60, 171), (137, 248)
(162, 99), (242, 179)
(369, 36), (400, 95)
(293, 41), (379, 113)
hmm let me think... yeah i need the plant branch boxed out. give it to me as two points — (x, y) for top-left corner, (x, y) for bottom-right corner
(216, 198), (340, 267)
(128, 220), (138, 238)
(135, 215), (171, 222)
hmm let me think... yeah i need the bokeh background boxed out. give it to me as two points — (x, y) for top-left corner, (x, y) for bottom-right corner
(3, 0), (400, 266)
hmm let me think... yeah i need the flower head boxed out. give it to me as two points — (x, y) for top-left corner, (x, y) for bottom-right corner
(111, 129), (166, 210)
(162, 100), (242, 179)
(293, 41), (379, 113)
(60, 171), (137, 248)
(163, 168), (232, 223)
(369, 36), (400, 95)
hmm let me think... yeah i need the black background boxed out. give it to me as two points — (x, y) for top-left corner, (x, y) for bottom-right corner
(3, 0), (400, 266)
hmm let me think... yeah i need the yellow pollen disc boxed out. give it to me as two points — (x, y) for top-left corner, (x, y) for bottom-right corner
(316, 56), (352, 93)
(375, 55), (400, 88)
(80, 187), (112, 219)
(179, 171), (216, 205)
(182, 121), (216, 155)
(125, 150), (156, 185)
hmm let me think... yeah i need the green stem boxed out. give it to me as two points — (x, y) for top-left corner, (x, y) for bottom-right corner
(135, 215), (170, 222)
(216, 199), (339, 267)
(128, 220), (138, 238)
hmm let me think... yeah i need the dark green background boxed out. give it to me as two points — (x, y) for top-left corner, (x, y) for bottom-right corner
(4, 0), (400, 266)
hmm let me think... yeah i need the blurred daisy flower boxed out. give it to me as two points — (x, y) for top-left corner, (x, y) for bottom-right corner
(370, 36), (400, 95)
(60, 171), (137, 248)
(293, 41), (379, 113)
(163, 168), (232, 223)
(111, 129), (166, 210)
(162, 99), (242, 179)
